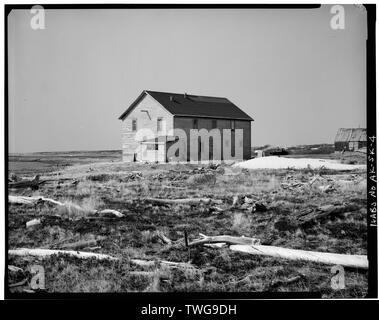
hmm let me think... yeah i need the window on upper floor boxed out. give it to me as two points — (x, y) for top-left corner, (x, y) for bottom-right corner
(193, 119), (198, 129)
(231, 120), (235, 131)
(157, 118), (163, 132)
(132, 119), (137, 132)
(212, 119), (217, 129)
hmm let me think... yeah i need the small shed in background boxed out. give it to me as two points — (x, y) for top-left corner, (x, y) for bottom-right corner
(334, 128), (366, 152)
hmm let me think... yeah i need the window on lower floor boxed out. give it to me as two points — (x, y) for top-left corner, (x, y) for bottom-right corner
(146, 144), (159, 151)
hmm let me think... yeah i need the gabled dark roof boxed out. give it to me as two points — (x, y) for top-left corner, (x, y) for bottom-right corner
(118, 90), (254, 121)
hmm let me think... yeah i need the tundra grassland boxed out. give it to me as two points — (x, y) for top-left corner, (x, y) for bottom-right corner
(7, 150), (368, 297)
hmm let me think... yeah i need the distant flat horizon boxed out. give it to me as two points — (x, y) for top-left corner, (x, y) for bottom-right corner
(8, 142), (339, 155)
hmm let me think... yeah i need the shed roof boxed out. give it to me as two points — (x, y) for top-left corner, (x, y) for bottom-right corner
(118, 90), (254, 121)
(335, 128), (366, 142)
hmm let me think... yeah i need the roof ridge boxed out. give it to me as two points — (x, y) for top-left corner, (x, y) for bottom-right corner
(119, 90), (254, 121)
(145, 90), (228, 100)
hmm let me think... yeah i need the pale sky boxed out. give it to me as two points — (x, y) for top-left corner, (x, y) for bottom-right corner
(8, 5), (367, 153)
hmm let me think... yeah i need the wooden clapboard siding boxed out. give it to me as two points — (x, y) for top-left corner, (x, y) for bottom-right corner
(173, 117), (251, 161)
(121, 94), (173, 162)
(120, 91), (253, 162)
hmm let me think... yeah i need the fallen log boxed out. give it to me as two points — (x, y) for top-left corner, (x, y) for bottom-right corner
(8, 248), (118, 261)
(95, 209), (124, 218)
(155, 231), (172, 245)
(9, 173), (20, 182)
(309, 176), (320, 185)
(9, 175), (45, 190)
(130, 259), (156, 267)
(130, 258), (196, 269)
(26, 218), (41, 228)
(8, 265), (23, 273)
(160, 260), (196, 269)
(189, 234), (260, 247)
(9, 278), (28, 288)
(281, 182), (305, 190)
(299, 204), (360, 226)
(269, 274), (305, 289)
(229, 245), (368, 269)
(9, 195), (64, 206)
(129, 271), (155, 277)
(9, 195), (123, 218)
(204, 243), (227, 248)
(87, 246), (102, 251)
(318, 184), (336, 193)
(144, 197), (223, 205)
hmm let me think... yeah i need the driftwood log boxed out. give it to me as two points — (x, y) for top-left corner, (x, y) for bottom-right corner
(129, 271), (156, 277)
(95, 209), (124, 218)
(8, 248), (195, 270)
(8, 265), (24, 273)
(229, 245), (368, 269)
(8, 175), (44, 190)
(8, 248), (118, 261)
(189, 234), (260, 247)
(190, 233), (368, 269)
(299, 204), (360, 227)
(130, 258), (196, 270)
(8, 278), (28, 288)
(9, 195), (123, 218)
(268, 274), (305, 289)
(26, 219), (41, 228)
(9, 195), (64, 206)
(144, 198), (223, 205)
(155, 231), (172, 245)
(60, 237), (106, 250)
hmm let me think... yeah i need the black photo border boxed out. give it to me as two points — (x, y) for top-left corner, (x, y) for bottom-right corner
(3, 3), (377, 304)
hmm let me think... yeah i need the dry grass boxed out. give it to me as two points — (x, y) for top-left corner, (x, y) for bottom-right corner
(7, 155), (368, 296)
(187, 173), (217, 185)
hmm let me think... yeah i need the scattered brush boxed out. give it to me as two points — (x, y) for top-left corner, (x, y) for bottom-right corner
(8, 157), (368, 296)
